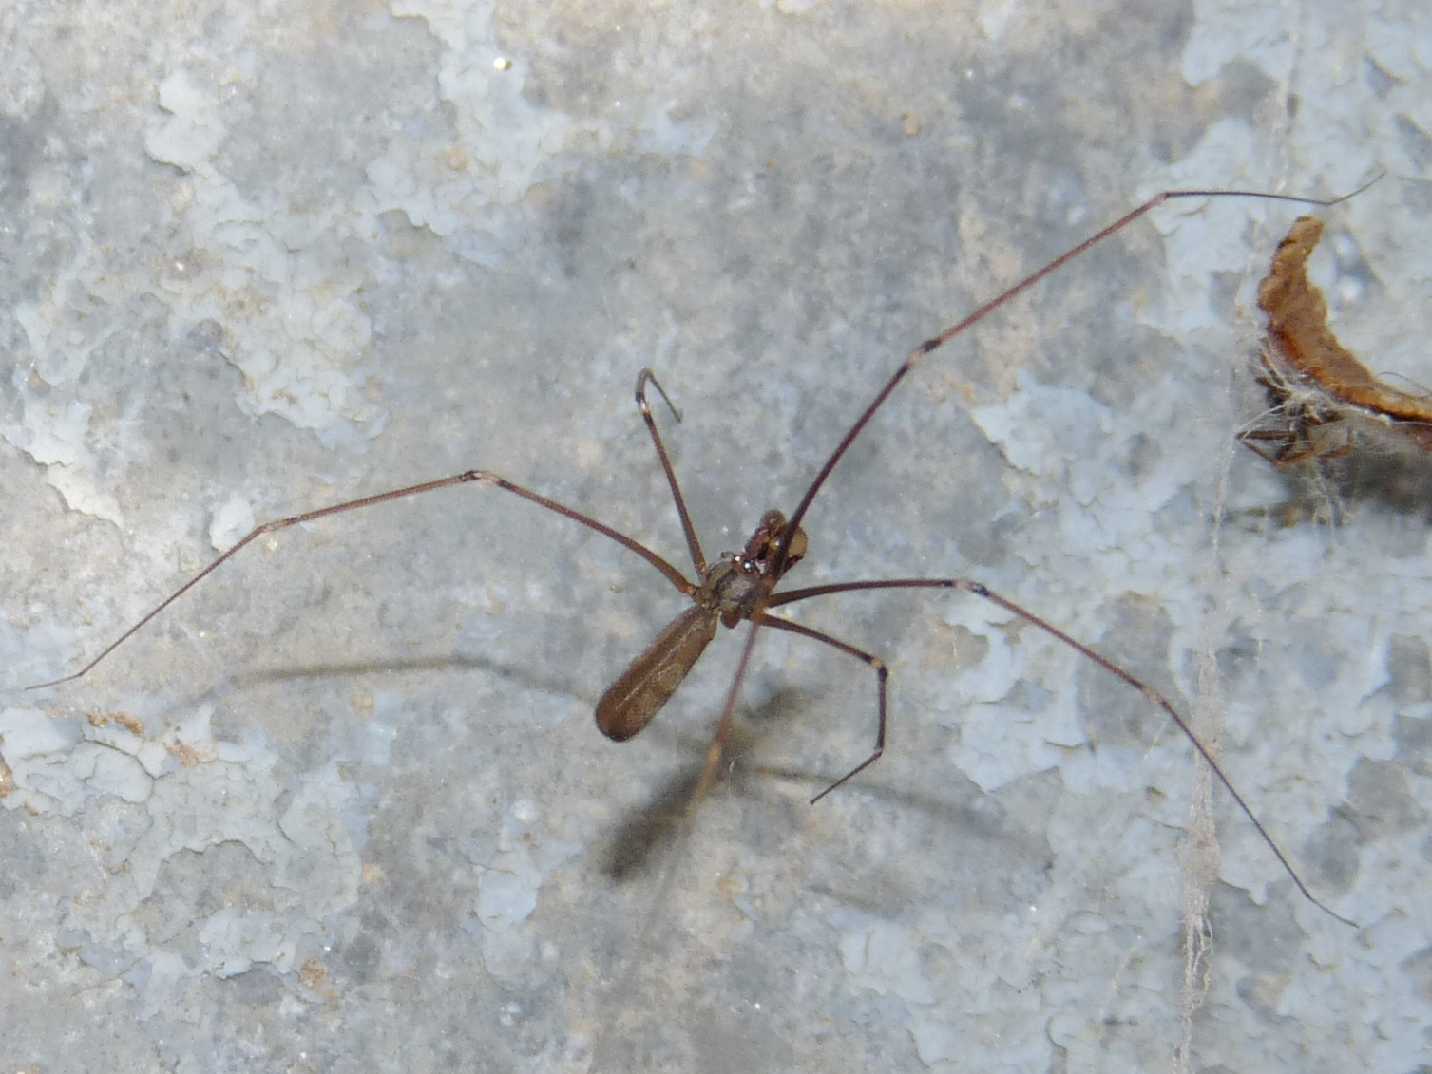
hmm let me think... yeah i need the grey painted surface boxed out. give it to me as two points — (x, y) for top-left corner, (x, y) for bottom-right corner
(2, 2), (1429, 1072)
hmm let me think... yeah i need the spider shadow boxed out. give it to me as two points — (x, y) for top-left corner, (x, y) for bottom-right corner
(597, 684), (811, 883)
(597, 681), (1051, 887)
(232, 650), (583, 701)
(152, 648), (1049, 901)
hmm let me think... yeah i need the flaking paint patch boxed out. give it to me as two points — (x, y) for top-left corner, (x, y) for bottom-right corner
(143, 68), (382, 447)
(0, 702), (361, 1007)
